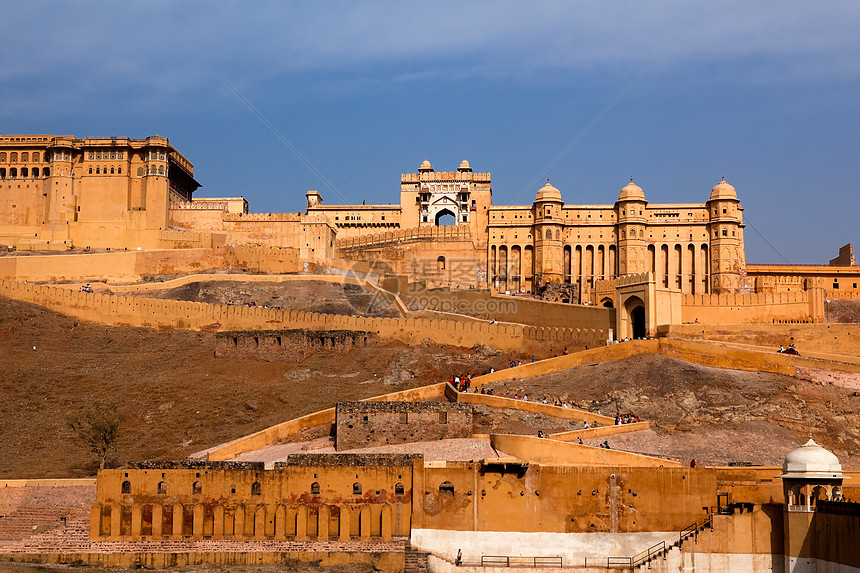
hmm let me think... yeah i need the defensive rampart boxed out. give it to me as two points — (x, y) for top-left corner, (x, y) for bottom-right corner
(408, 288), (614, 331)
(680, 290), (823, 324)
(662, 323), (860, 360)
(0, 246), (301, 283)
(0, 280), (607, 355)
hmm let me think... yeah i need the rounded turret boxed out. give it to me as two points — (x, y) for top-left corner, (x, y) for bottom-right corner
(457, 159), (472, 173)
(535, 179), (563, 203)
(618, 178), (645, 202)
(709, 177), (737, 201)
(779, 438), (846, 480)
(418, 159), (433, 173)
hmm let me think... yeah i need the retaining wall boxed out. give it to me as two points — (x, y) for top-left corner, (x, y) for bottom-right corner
(0, 280), (607, 356)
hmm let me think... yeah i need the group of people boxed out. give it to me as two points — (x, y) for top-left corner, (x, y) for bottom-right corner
(450, 374), (473, 392)
(79, 283), (93, 293)
(615, 414), (640, 425)
(574, 436), (610, 449)
(778, 344), (799, 355)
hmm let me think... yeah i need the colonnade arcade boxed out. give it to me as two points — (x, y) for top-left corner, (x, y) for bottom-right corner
(489, 241), (713, 295)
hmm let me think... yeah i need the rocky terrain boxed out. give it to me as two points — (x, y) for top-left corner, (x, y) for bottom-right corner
(114, 280), (402, 318)
(0, 297), (515, 479)
(485, 353), (860, 467)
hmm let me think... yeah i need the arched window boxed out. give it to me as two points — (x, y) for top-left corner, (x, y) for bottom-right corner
(32, 152), (39, 162)
(42, 167), (49, 177)
(0, 168), (5, 179)
(545, 229), (551, 240)
(621, 230), (625, 239)
(439, 481), (454, 497)
(555, 229), (560, 240)
(117, 167), (122, 174)
(21, 152), (29, 162)
(158, 165), (165, 175)
(137, 167), (144, 177)
(21, 167), (28, 178)
(89, 167), (93, 174)
(311, 482), (320, 495)
(150, 165), (157, 175)
(394, 483), (405, 496)
(10, 168), (17, 178)
(121, 481), (131, 494)
(157, 481), (167, 495)
(251, 481), (262, 495)
(0, 152), (6, 161)
(353, 482), (362, 495)
(192, 481), (202, 495)
(96, 167), (100, 174)
(10, 152), (18, 162)
(110, 167), (115, 174)
(437, 256), (446, 271)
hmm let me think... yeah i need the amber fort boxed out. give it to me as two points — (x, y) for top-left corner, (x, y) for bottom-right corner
(1, 133), (859, 573)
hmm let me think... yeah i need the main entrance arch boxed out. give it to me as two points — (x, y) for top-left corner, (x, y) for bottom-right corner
(621, 295), (646, 340)
(435, 209), (456, 226)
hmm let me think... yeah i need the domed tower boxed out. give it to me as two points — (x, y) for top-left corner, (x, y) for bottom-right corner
(533, 179), (564, 285)
(707, 177), (745, 293)
(615, 178), (647, 276)
(778, 437), (848, 571)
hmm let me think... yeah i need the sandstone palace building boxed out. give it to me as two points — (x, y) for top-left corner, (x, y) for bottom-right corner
(1, 134), (858, 331)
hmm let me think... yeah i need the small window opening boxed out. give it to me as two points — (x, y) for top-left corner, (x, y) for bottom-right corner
(251, 482), (262, 495)
(311, 482), (320, 495)
(353, 482), (363, 495)
(121, 481), (131, 494)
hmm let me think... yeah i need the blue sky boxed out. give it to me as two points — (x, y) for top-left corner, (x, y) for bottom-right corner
(2, 1), (858, 263)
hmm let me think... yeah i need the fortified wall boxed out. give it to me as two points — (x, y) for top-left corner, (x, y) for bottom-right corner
(336, 226), (482, 289)
(0, 246), (300, 283)
(680, 290), (824, 324)
(0, 280), (607, 356)
(335, 401), (473, 451)
(406, 287), (614, 332)
(215, 329), (377, 362)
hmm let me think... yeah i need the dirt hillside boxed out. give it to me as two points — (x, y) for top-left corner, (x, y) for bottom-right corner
(0, 297), (514, 479)
(486, 353), (860, 467)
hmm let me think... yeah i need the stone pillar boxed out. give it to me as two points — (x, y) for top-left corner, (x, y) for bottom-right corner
(110, 503), (121, 538)
(381, 504), (393, 541)
(359, 505), (371, 540)
(89, 504), (102, 540)
(318, 505), (330, 539)
(193, 504), (204, 538)
(152, 504), (163, 538)
(254, 505), (266, 539)
(296, 505), (308, 540)
(213, 505), (224, 539)
(339, 506), (351, 541)
(275, 505), (286, 538)
(172, 504), (183, 538)
(233, 504), (245, 538)
(131, 505), (142, 540)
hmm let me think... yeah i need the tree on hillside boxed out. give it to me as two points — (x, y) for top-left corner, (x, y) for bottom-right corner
(67, 402), (122, 470)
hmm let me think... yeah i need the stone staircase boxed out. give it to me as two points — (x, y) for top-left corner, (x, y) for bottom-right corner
(0, 507), (88, 542)
(404, 541), (429, 573)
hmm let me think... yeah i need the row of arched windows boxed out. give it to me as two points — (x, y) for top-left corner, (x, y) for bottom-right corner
(136, 165), (166, 176)
(88, 166), (122, 175)
(147, 151), (167, 161)
(122, 480), (408, 497)
(0, 152), (41, 163)
(88, 151), (124, 160)
(0, 167), (50, 179)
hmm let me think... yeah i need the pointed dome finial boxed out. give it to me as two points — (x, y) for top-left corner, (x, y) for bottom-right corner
(630, 176), (634, 183)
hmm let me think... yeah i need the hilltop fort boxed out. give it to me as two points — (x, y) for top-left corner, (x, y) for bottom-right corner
(0, 134), (859, 572)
